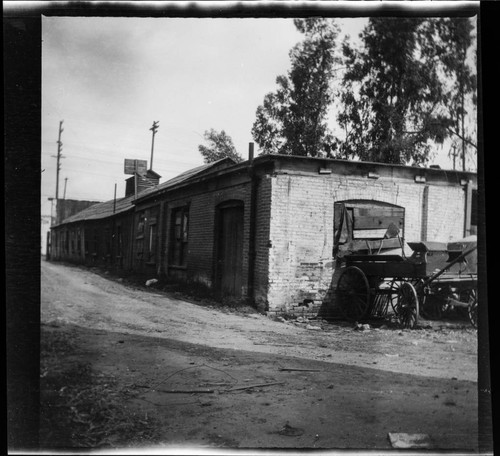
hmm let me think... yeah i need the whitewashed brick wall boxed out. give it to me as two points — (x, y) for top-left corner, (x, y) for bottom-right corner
(426, 185), (465, 242)
(266, 173), (467, 315)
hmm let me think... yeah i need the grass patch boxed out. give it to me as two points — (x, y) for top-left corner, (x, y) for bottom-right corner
(40, 327), (161, 449)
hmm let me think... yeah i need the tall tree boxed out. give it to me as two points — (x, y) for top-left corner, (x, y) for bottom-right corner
(338, 18), (470, 164)
(252, 18), (340, 157)
(338, 17), (457, 166)
(198, 129), (243, 164)
(425, 17), (477, 170)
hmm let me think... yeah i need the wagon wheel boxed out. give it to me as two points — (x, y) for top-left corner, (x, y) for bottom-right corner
(395, 282), (419, 329)
(390, 279), (421, 316)
(467, 289), (478, 328)
(336, 266), (371, 321)
(389, 279), (404, 315)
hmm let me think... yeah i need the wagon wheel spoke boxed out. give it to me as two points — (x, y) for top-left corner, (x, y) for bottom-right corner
(467, 289), (478, 328)
(389, 279), (403, 315)
(396, 282), (419, 329)
(336, 266), (370, 321)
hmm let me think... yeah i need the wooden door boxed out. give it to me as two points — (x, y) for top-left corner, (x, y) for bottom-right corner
(216, 205), (244, 298)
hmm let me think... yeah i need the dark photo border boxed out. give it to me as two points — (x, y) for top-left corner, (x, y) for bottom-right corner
(4, 1), (495, 453)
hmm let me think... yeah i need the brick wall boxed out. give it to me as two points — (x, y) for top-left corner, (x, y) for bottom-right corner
(253, 175), (272, 312)
(426, 185), (465, 242)
(266, 172), (468, 317)
(164, 182), (252, 298)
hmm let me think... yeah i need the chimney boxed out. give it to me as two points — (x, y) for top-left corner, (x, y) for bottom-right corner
(249, 142), (254, 161)
(125, 169), (161, 197)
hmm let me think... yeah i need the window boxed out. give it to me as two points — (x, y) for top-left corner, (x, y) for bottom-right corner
(136, 211), (146, 261)
(148, 223), (157, 263)
(137, 211), (146, 237)
(104, 227), (111, 256)
(470, 188), (477, 234)
(170, 206), (189, 267)
(116, 225), (123, 257)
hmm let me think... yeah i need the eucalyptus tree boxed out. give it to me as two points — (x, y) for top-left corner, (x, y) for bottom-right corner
(424, 17), (477, 170)
(337, 16), (477, 167)
(252, 18), (341, 157)
(198, 129), (243, 164)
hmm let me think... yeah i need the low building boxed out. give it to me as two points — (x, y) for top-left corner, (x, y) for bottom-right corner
(50, 153), (477, 317)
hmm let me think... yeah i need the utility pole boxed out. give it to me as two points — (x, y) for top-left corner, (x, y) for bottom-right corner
(52, 120), (65, 200)
(149, 121), (159, 170)
(51, 120), (65, 225)
(451, 144), (457, 170)
(63, 177), (68, 200)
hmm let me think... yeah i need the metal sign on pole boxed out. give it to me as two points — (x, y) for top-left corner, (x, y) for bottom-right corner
(124, 159), (147, 175)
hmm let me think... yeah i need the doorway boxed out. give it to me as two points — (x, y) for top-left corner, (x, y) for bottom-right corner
(215, 201), (244, 298)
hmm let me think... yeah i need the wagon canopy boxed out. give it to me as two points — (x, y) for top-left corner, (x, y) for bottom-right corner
(334, 200), (405, 257)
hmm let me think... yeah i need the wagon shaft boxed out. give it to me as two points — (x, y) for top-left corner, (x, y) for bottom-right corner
(446, 296), (470, 309)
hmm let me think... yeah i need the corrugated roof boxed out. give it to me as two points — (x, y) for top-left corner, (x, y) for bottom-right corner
(54, 194), (136, 226)
(135, 157), (237, 200)
(53, 158), (238, 226)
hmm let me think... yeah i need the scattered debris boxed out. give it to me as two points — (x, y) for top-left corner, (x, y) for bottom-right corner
(156, 388), (214, 394)
(388, 433), (432, 449)
(145, 279), (158, 287)
(278, 368), (323, 372)
(354, 323), (371, 331)
(225, 382), (284, 392)
(278, 422), (304, 437)
(253, 342), (294, 347)
(306, 324), (322, 331)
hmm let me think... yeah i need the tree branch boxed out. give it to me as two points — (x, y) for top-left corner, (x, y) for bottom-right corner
(405, 123), (477, 150)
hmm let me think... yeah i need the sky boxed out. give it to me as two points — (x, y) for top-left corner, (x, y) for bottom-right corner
(41, 11), (477, 218)
(42, 16), (308, 214)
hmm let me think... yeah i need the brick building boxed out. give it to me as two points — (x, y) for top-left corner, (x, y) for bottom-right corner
(50, 153), (477, 317)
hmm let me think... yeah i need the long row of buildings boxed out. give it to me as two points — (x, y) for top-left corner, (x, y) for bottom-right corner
(48, 149), (477, 317)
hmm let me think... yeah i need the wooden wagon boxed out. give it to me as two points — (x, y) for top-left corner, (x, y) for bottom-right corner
(335, 237), (478, 329)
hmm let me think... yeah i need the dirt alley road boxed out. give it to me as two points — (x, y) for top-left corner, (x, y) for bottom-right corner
(40, 260), (479, 451)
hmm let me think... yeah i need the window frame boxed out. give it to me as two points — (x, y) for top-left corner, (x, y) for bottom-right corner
(169, 205), (190, 268)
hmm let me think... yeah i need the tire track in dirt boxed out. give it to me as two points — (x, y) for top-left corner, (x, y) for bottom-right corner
(41, 260), (478, 382)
